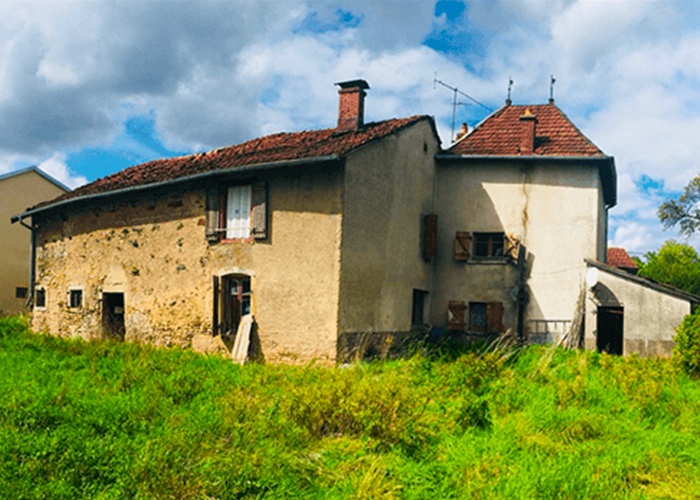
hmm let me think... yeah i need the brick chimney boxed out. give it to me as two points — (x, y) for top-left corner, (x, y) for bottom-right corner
(335, 79), (370, 131)
(519, 108), (536, 155)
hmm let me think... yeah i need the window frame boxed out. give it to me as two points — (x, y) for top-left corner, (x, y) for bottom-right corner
(472, 232), (506, 259)
(468, 301), (505, 334)
(206, 182), (267, 243)
(15, 287), (28, 299)
(68, 288), (84, 309)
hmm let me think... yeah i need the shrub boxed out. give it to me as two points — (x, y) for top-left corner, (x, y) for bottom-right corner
(673, 309), (700, 377)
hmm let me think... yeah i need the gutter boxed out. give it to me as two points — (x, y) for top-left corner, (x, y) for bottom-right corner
(11, 155), (342, 221)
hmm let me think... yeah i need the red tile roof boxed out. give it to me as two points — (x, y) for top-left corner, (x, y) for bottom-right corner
(450, 103), (605, 157)
(35, 116), (432, 212)
(607, 247), (638, 271)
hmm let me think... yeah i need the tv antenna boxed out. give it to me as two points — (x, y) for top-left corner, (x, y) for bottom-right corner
(433, 73), (493, 141)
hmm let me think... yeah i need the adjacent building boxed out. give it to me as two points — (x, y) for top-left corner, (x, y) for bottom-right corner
(0, 167), (69, 315)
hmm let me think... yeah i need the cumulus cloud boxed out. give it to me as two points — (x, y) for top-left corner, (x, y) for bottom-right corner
(37, 153), (87, 189)
(1, 0), (700, 253)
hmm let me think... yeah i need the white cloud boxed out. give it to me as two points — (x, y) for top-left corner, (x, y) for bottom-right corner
(1, 0), (700, 255)
(37, 153), (87, 189)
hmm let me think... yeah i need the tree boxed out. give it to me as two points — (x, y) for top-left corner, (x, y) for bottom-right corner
(658, 176), (700, 236)
(637, 240), (700, 296)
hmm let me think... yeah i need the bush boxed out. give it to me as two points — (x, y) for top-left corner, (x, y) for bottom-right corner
(673, 309), (700, 377)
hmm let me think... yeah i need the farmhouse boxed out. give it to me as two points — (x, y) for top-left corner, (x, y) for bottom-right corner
(12, 80), (697, 361)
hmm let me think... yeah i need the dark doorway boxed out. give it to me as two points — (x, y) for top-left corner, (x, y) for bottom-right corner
(103, 293), (125, 341)
(597, 306), (623, 355)
(214, 275), (251, 337)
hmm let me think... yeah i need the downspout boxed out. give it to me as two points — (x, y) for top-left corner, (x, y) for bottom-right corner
(12, 215), (36, 307)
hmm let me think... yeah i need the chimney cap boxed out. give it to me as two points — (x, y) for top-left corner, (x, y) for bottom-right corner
(335, 79), (370, 90)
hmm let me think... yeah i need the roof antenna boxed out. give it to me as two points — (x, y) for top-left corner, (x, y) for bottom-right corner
(549, 74), (556, 104)
(433, 73), (493, 143)
(506, 77), (513, 106)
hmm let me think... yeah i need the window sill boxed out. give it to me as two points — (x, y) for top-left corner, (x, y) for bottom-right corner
(466, 258), (509, 265)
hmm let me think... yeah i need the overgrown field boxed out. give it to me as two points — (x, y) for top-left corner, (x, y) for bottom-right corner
(2, 316), (700, 499)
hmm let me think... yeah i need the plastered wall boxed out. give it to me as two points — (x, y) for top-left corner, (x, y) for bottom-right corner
(338, 121), (439, 337)
(32, 167), (344, 363)
(433, 160), (604, 336)
(0, 171), (67, 315)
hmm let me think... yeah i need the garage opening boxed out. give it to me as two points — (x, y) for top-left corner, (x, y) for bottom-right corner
(102, 293), (125, 341)
(597, 306), (623, 355)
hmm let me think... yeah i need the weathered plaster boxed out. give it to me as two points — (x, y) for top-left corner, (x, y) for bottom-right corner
(33, 167), (344, 363)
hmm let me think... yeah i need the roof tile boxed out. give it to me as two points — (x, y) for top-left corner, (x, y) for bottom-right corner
(450, 103), (605, 157)
(607, 247), (638, 271)
(40, 116), (430, 209)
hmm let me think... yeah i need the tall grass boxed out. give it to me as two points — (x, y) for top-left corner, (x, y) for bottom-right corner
(2, 315), (700, 498)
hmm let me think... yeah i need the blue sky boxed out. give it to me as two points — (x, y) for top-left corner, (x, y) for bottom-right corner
(2, 0), (699, 254)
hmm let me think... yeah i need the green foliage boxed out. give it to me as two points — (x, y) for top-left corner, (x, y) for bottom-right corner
(637, 240), (700, 295)
(659, 175), (700, 236)
(673, 309), (700, 377)
(2, 317), (700, 498)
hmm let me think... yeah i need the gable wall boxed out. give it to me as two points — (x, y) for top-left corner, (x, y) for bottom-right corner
(32, 167), (344, 363)
(338, 121), (439, 344)
(433, 160), (603, 338)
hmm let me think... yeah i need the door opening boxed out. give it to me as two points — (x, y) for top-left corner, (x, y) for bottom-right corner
(215, 275), (251, 337)
(597, 306), (623, 355)
(103, 293), (125, 341)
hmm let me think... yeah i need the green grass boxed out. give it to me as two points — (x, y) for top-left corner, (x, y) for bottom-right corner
(2, 315), (700, 498)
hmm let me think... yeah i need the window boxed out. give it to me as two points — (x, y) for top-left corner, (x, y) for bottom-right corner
(468, 302), (504, 333)
(412, 289), (428, 326)
(213, 274), (252, 336)
(473, 232), (505, 258)
(225, 185), (252, 239)
(454, 232), (521, 263)
(469, 302), (487, 331)
(206, 183), (267, 242)
(35, 288), (46, 308)
(15, 287), (28, 299)
(69, 289), (83, 308)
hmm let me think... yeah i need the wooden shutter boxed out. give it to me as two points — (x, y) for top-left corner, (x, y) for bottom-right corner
(251, 182), (267, 239)
(205, 188), (221, 243)
(447, 300), (466, 330)
(505, 233), (521, 263)
(486, 302), (504, 333)
(422, 214), (438, 260)
(212, 275), (220, 336)
(453, 231), (471, 261)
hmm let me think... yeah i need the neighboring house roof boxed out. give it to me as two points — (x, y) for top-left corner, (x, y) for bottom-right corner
(585, 258), (700, 304)
(449, 103), (604, 157)
(438, 102), (617, 207)
(19, 115), (435, 219)
(0, 165), (71, 192)
(607, 247), (638, 272)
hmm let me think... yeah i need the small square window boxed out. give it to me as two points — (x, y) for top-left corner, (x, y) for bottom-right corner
(35, 288), (46, 308)
(15, 287), (28, 299)
(69, 289), (83, 308)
